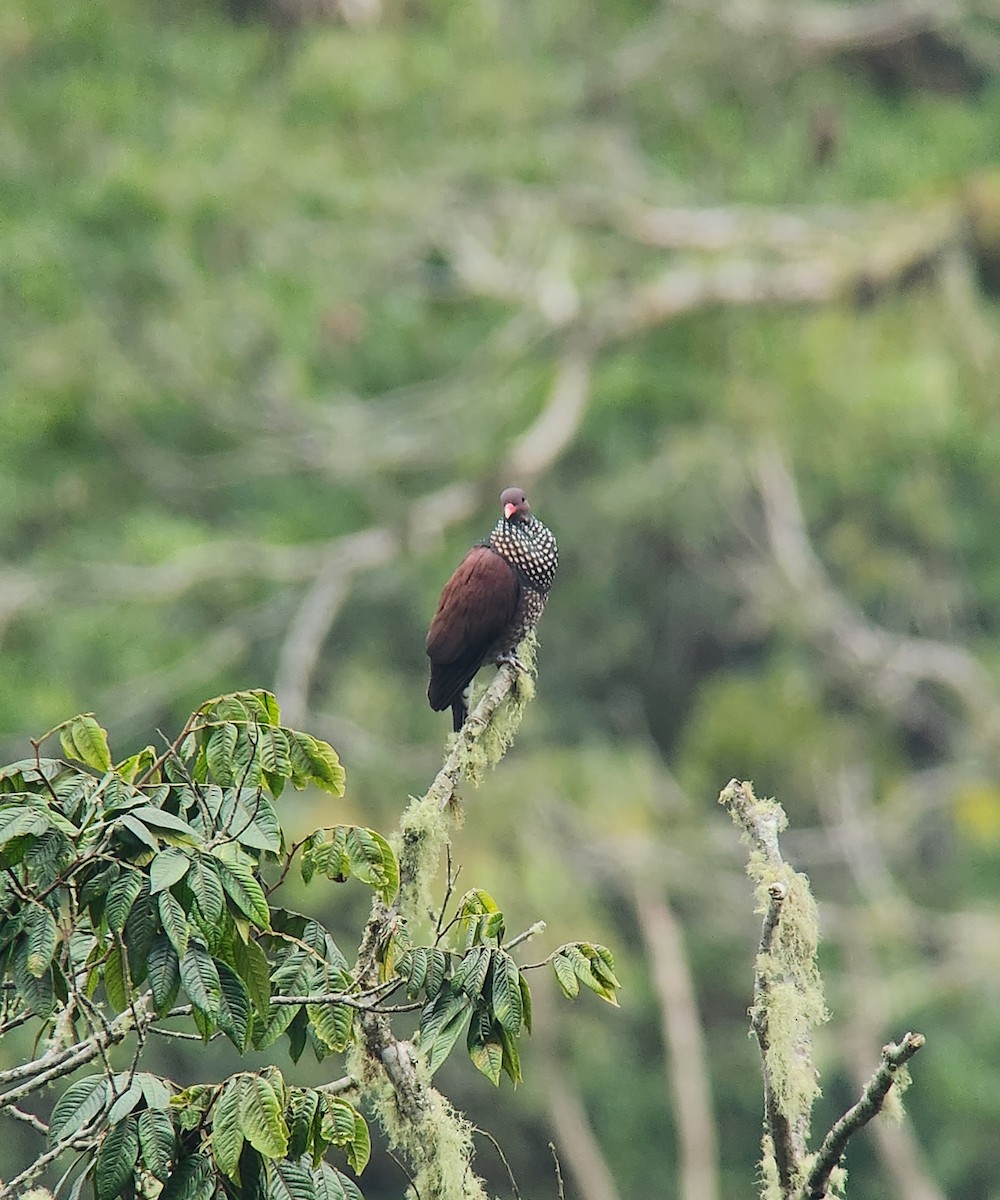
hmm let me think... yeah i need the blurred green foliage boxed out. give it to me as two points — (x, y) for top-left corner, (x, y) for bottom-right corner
(5, 0), (1000, 1195)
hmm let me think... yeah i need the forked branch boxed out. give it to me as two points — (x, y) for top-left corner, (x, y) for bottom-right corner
(802, 1033), (926, 1200)
(719, 779), (926, 1200)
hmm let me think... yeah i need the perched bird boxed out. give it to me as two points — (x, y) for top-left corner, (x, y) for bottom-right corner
(426, 486), (558, 731)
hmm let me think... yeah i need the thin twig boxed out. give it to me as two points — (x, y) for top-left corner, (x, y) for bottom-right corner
(505, 920), (547, 953)
(5, 1104), (48, 1134)
(549, 1143), (566, 1200)
(473, 1125), (522, 1200)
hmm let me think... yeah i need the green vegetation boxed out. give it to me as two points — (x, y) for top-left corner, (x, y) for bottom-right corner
(4, 0), (1000, 1195)
(0, 690), (618, 1198)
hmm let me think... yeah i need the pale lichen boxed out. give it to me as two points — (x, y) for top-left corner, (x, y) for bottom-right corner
(347, 1040), (489, 1200)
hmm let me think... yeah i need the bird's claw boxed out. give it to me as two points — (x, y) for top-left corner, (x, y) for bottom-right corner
(495, 653), (527, 674)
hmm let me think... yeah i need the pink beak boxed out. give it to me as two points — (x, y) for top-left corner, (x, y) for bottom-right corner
(504, 502), (518, 520)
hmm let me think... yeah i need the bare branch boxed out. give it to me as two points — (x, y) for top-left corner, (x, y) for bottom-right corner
(506, 347), (594, 484)
(274, 528), (398, 726)
(747, 440), (1000, 750)
(633, 887), (719, 1200)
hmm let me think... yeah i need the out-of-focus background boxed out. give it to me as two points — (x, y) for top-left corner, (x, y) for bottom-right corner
(4, 0), (1000, 1195)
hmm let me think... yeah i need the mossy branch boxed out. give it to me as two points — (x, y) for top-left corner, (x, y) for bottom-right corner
(801, 1033), (926, 1200)
(720, 779), (827, 1196)
(719, 780), (926, 1200)
(350, 643), (537, 1199)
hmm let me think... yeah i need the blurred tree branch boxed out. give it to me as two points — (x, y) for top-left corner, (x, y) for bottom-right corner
(744, 439), (1000, 751)
(633, 886), (720, 1200)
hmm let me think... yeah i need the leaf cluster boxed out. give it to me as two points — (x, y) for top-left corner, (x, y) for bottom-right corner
(0, 690), (619, 1198)
(394, 889), (621, 1088)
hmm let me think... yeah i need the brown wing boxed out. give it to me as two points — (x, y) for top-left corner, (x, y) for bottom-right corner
(426, 546), (519, 712)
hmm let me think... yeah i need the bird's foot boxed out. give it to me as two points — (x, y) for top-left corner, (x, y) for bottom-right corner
(495, 652), (527, 674)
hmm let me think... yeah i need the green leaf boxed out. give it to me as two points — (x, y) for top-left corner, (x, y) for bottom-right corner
(138, 1107), (176, 1181)
(23, 903), (58, 977)
(211, 1075), (246, 1179)
(490, 951), (523, 1034)
(158, 890), (190, 958)
(116, 813), (160, 851)
(314, 1100), (369, 1185)
(345, 1109), (370, 1174)
(104, 942), (130, 1010)
(217, 960), (252, 1052)
(48, 1077), (108, 1146)
(590, 943), (622, 989)
(247, 690), (281, 725)
(562, 943), (621, 1005)
(0, 803), (49, 847)
(160, 1152), (215, 1200)
(239, 1075), (289, 1159)
(451, 946), (492, 1000)
(287, 1090), (319, 1161)
(170, 1084), (214, 1131)
(115, 745), (157, 784)
(318, 1095), (356, 1147)
(105, 868), (144, 933)
(149, 934), (181, 1015)
(137, 1073), (173, 1109)
(467, 1009), (503, 1086)
(79, 862), (120, 914)
(233, 935), (271, 1017)
(107, 1076), (144, 1123)
(60, 715), (112, 772)
(213, 847), (271, 929)
(314, 1163), (364, 1200)
(303, 834), (350, 884)
(206, 722), (239, 786)
(498, 1017), (522, 1084)
(342, 827), (399, 905)
(13, 936), (54, 1014)
(456, 888), (504, 948)
(288, 732), (345, 796)
(24, 827), (72, 886)
(128, 805), (200, 845)
(419, 987), (473, 1075)
(308, 999), (354, 1052)
(552, 951), (580, 999)
(259, 726), (291, 777)
(95, 1113), (139, 1200)
(197, 786), (282, 852)
(270, 1158), (317, 1200)
(179, 942), (221, 1020)
(398, 947), (427, 997)
(150, 849), (192, 894)
(425, 947), (448, 997)
(188, 854), (225, 925)
(125, 885), (156, 985)
(254, 950), (315, 1050)
(519, 971), (532, 1034)
(138, 1104), (175, 1180)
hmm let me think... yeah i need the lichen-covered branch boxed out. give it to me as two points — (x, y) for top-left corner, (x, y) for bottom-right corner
(719, 780), (828, 1198)
(350, 648), (537, 1200)
(802, 1033), (926, 1200)
(721, 779), (928, 1200)
(752, 881), (798, 1196)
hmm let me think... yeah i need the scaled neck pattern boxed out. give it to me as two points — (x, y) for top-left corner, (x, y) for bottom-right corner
(488, 514), (558, 593)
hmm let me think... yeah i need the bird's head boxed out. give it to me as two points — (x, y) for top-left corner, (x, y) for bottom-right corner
(500, 486), (530, 522)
